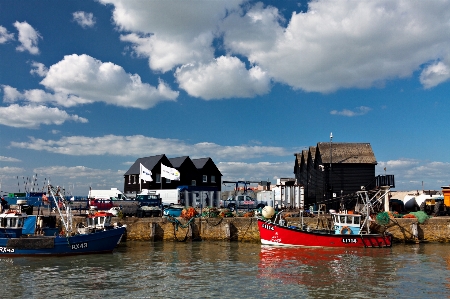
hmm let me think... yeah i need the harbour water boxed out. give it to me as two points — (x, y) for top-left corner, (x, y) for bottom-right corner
(2, 241), (450, 298)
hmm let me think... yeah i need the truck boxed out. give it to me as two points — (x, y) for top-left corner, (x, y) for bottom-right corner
(135, 192), (162, 217)
(138, 189), (181, 207)
(419, 195), (443, 216)
(219, 194), (267, 211)
(423, 186), (450, 216)
(88, 188), (129, 200)
(256, 191), (275, 207)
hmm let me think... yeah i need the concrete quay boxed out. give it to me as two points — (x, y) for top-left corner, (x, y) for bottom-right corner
(66, 214), (450, 244)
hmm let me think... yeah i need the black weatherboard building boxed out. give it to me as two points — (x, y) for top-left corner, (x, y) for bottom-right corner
(123, 154), (222, 196)
(294, 142), (379, 207)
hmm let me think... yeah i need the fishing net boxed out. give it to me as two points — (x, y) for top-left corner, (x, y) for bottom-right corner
(409, 211), (430, 224)
(181, 207), (198, 220)
(375, 212), (390, 225)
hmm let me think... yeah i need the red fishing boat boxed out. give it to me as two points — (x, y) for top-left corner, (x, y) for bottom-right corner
(258, 192), (392, 248)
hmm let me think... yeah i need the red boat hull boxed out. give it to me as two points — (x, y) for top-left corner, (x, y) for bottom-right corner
(258, 219), (392, 248)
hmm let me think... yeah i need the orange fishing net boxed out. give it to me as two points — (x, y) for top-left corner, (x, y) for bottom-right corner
(181, 207), (198, 220)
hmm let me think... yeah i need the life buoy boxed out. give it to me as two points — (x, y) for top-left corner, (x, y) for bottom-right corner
(340, 226), (351, 234)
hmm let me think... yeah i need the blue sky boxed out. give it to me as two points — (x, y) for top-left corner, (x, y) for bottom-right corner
(1, 0), (450, 196)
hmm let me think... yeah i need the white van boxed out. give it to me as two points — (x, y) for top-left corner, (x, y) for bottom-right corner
(88, 188), (129, 200)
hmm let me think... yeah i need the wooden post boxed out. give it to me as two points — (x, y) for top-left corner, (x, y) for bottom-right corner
(149, 222), (156, 241)
(224, 222), (230, 240)
(411, 222), (419, 243)
(381, 185), (390, 212)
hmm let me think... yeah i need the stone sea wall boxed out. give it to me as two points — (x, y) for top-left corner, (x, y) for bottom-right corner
(385, 217), (450, 243)
(72, 215), (450, 243)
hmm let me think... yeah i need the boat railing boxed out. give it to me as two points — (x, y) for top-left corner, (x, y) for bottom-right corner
(273, 211), (285, 226)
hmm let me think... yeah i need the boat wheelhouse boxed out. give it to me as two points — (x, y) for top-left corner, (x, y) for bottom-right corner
(0, 200), (28, 238)
(332, 213), (362, 235)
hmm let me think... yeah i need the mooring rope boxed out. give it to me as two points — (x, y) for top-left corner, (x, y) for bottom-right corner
(164, 215), (197, 242)
(204, 217), (223, 227)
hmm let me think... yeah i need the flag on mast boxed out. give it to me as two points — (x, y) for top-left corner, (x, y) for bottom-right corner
(161, 164), (180, 180)
(140, 163), (153, 182)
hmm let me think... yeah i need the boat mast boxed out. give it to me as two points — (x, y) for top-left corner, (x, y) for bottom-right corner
(47, 184), (72, 237)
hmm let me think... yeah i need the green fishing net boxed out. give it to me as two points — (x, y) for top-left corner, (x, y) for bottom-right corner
(376, 212), (390, 225)
(409, 211), (430, 224)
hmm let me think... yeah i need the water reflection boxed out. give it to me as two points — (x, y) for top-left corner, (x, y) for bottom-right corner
(2, 242), (450, 298)
(258, 246), (398, 297)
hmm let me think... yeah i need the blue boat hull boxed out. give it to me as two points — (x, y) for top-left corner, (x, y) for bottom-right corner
(0, 227), (126, 256)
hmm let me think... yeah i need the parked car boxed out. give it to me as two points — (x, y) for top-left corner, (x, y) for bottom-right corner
(220, 194), (266, 211)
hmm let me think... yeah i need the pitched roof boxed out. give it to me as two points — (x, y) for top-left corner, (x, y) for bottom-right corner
(169, 156), (190, 168)
(192, 157), (210, 169)
(192, 157), (223, 175)
(124, 154), (166, 175)
(317, 142), (377, 164)
(309, 146), (316, 163)
(302, 149), (308, 165)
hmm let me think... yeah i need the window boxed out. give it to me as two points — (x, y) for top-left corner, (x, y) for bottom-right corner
(156, 174), (161, 183)
(191, 180), (196, 186)
(346, 216), (353, 224)
(133, 175), (136, 184)
(211, 175), (216, 183)
(166, 178), (171, 183)
(128, 175), (131, 184)
(202, 175), (207, 183)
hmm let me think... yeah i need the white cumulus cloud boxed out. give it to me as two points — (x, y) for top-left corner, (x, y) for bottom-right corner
(30, 61), (48, 77)
(10, 134), (291, 160)
(377, 159), (450, 191)
(420, 61), (450, 89)
(175, 56), (271, 100)
(120, 31), (215, 73)
(39, 54), (178, 109)
(13, 21), (41, 55)
(0, 156), (21, 162)
(2, 85), (90, 107)
(223, 0), (450, 92)
(99, 0), (450, 97)
(72, 11), (96, 28)
(0, 104), (88, 128)
(0, 26), (14, 43)
(101, 0), (243, 72)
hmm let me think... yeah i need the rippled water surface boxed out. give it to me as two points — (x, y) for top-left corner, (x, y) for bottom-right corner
(3, 241), (450, 298)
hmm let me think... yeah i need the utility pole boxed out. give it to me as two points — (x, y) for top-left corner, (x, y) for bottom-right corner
(330, 132), (333, 200)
